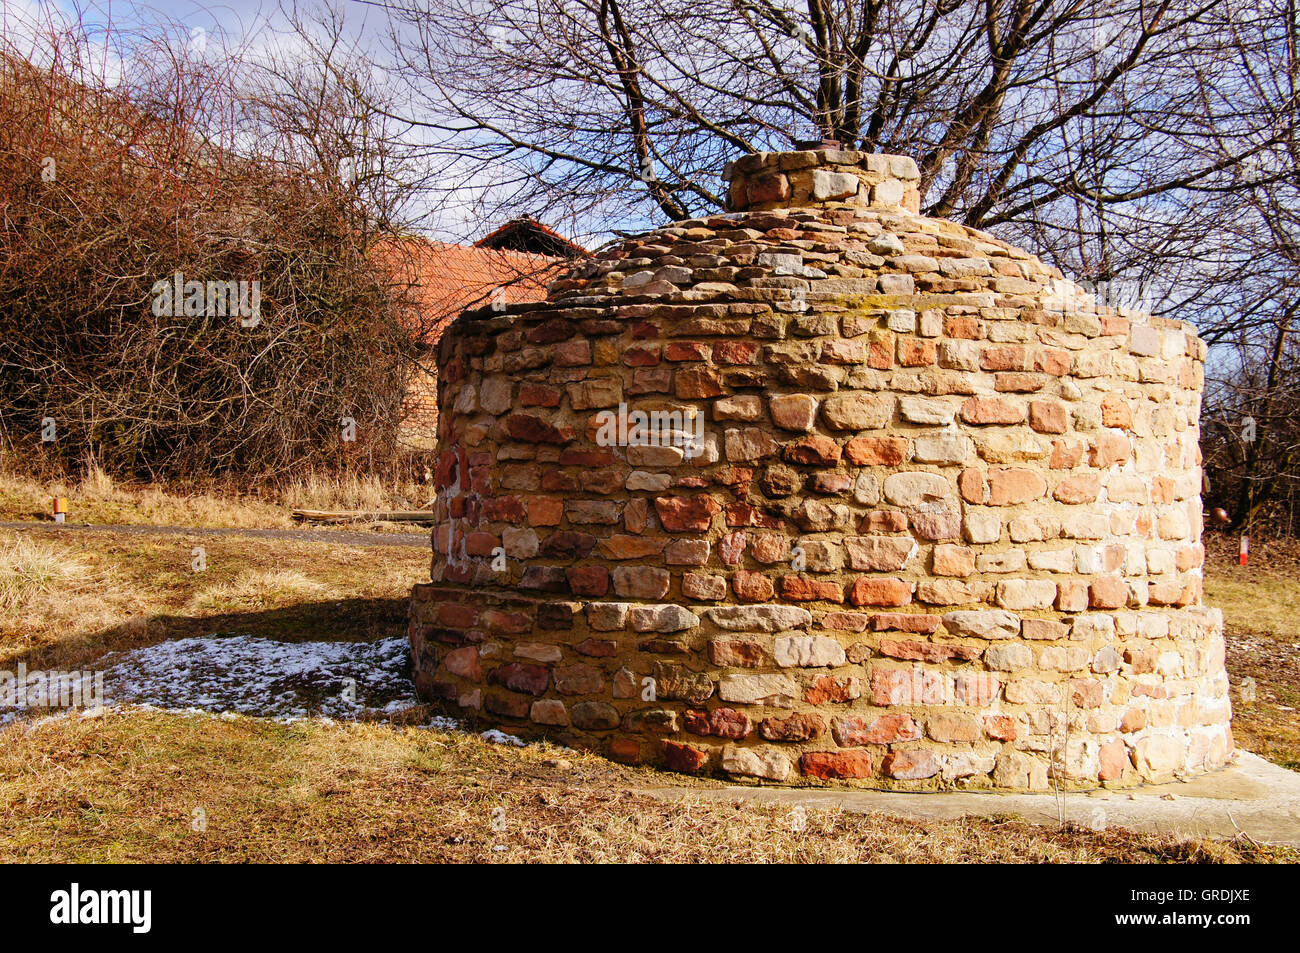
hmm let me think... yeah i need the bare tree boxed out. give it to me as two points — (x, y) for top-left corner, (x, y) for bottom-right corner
(1200, 0), (1300, 533)
(0, 5), (427, 482)
(383, 1), (1277, 246)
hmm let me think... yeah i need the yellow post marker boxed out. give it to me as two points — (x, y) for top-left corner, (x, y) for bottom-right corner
(52, 496), (67, 523)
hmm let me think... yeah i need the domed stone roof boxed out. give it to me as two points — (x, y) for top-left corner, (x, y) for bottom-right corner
(411, 149), (1230, 791)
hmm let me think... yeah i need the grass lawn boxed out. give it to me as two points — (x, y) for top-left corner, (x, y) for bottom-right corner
(0, 527), (427, 673)
(0, 465), (430, 533)
(1205, 535), (1300, 772)
(0, 513), (1297, 862)
(2, 710), (1291, 863)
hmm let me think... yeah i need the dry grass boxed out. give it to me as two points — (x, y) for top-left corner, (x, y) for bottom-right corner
(0, 460), (431, 532)
(184, 569), (329, 616)
(1204, 534), (1300, 771)
(1, 516), (1298, 862)
(0, 710), (1289, 864)
(0, 533), (92, 612)
(0, 526), (428, 671)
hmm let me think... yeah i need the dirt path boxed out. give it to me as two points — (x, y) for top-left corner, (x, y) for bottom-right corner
(0, 520), (429, 548)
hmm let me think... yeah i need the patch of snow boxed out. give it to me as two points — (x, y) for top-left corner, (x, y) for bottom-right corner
(0, 635), (418, 725)
(96, 634), (417, 721)
(480, 728), (525, 747)
(0, 635), (554, 756)
(423, 715), (463, 732)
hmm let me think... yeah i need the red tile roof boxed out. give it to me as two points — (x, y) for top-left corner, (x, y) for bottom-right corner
(475, 217), (587, 257)
(375, 236), (563, 346)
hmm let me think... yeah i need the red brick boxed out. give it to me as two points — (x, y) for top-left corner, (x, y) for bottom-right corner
(519, 383), (562, 407)
(482, 609), (532, 634)
(608, 738), (641, 764)
(482, 496), (526, 522)
(800, 750), (873, 780)
(443, 646), (481, 681)
(848, 576), (914, 606)
(960, 397), (1024, 425)
(684, 707), (751, 739)
(1056, 580), (1089, 611)
(878, 639), (981, 663)
(1098, 314), (1129, 337)
(1098, 738), (1127, 781)
(655, 495), (722, 531)
(859, 510), (908, 533)
(708, 639), (766, 667)
(985, 715), (1017, 740)
(565, 565), (610, 597)
(958, 467), (987, 504)
(488, 663), (549, 696)
(925, 713), (981, 742)
(844, 435), (908, 466)
(871, 668), (945, 705)
(713, 340), (758, 364)
(821, 611), (870, 632)
(1070, 678), (1105, 708)
(527, 496), (564, 526)
(438, 603), (480, 627)
(881, 749), (939, 780)
(465, 532), (499, 557)
(1090, 575), (1128, 608)
(527, 318), (577, 344)
(803, 675), (861, 704)
(559, 448), (616, 467)
(676, 366), (724, 398)
(1028, 400), (1067, 434)
(1035, 348), (1071, 376)
(505, 413), (575, 445)
(484, 692), (530, 719)
(981, 345), (1029, 371)
(986, 468), (1047, 505)
(1050, 440), (1085, 469)
(759, 712), (825, 742)
(897, 338), (936, 366)
(622, 345), (661, 366)
(746, 173), (790, 203)
(784, 435), (841, 465)
(724, 502), (783, 528)
(1054, 473), (1100, 504)
(944, 316), (982, 339)
(662, 740), (709, 774)
(732, 570), (776, 602)
(1090, 432), (1131, 467)
(663, 341), (709, 361)
(932, 544), (975, 576)
(869, 613), (942, 633)
(780, 576), (844, 602)
(1101, 396), (1132, 429)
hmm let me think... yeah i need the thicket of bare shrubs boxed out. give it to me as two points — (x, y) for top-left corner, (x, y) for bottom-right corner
(1202, 333), (1300, 536)
(0, 18), (424, 485)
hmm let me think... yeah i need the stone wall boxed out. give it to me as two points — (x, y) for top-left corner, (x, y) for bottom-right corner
(727, 149), (922, 215)
(409, 150), (1232, 790)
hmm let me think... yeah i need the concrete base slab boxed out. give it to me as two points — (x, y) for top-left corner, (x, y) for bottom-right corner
(639, 752), (1300, 845)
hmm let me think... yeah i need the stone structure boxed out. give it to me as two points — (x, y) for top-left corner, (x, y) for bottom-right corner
(409, 148), (1232, 790)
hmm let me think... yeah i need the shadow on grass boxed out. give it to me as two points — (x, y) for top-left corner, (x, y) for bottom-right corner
(18, 596), (410, 671)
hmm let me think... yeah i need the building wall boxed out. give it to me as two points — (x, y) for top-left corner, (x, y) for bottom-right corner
(409, 151), (1231, 789)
